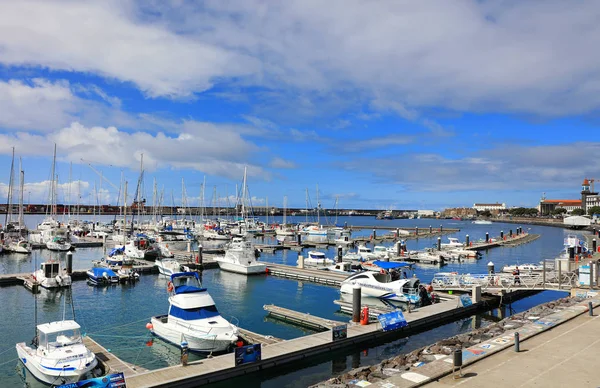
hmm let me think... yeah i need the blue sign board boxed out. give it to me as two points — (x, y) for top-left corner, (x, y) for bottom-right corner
(377, 310), (408, 331)
(332, 324), (348, 341)
(460, 294), (473, 307)
(235, 343), (262, 366)
(58, 372), (126, 388)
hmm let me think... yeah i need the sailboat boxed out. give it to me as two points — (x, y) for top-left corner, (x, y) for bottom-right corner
(16, 279), (98, 385)
(6, 158), (31, 253)
(275, 195), (296, 236)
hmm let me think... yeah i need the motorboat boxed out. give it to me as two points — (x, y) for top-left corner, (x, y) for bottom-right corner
(333, 234), (354, 246)
(275, 225), (296, 236)
(203, 228), (230, 240)
(323, 262), (355, 274)
(446, 247), (479, 259)
(34, 261), (72, 289)
(5, 238), (31, 253)
(121, 239), (145, 259)
(301, 251), (335, 267)
(86, 267), (120, 285)
(472, 220), (492, 225)
(373, 245), (390, 258)
(441, 237), (463, 248)
(501, 263), (544, 273)
(46, 236), (72, 251)
(340, 262), (421, 304)
(16, 320), (98, 385)
(214, 238), (266, 275)
(156, 258), (190, 276)
(149, 272), (239, 352)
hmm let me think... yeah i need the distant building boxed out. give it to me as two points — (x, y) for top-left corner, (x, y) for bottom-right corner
(473, 203), (506, 212)
(581, 178), (599, 213)
(417, 209), (436, 217)
(539, 199), (581, 215)
(587, 195), (600, 212)
(442, 207), (477, 218)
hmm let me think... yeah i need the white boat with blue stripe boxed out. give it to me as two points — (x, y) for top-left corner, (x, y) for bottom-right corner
(340, 261), (421, 304)
(149, 272), (238, 352)
(15, 320), (98, 385)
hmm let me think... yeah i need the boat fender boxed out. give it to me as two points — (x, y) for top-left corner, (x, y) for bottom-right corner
(55, 275), (63, 285)
(167, 281), (174, 292)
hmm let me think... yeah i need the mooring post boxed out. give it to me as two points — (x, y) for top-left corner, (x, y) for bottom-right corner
(372, 229), (376, 240)
(485, 232), (489, 243)
(500, 230), (504, 239)
(589, 301), (594, 316)
(429, 225), (432, 233)
(337, 245), (343, 263)
(352, 285), (361, 323)
(298, 255), (304, 269)
(514, 332), (520, 352)
(593, 239), (597, 252)
(186, 240), (191, 252)
(472, 285), (481, 304)
(198, 244), (203, 267)
(440, 224), (443, 232)
(453, 348), (462, 379)
(181, 341), (189, 366)
(396, 241), (402, 256)
(66, 251), (73, 274)
(297, 233), (302, 245)
(465, 234), (469, 247)
(542, 260), (546, 289)
(510, 229), (513, 238)
(415, 226), (419, 236)
(558, 264), (562, 290)
(488, 261), (495, 275)
(437, 237), (442, 251)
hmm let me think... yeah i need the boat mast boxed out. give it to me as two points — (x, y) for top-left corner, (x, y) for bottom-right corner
(68, 162), (72, 219)
(4, 146), (15, 228)
(265, 196), (269, 225)
(18, 158), (24, 237)
(283, 196), (287, 226)
(241, 167), (247, 220)
(335, 195), (339, 225)
(316, 184), (320, 225)
(200, 176), (206, 222)
(123, 181), (128, 243)
(50, 144), (57, 218)
(212, 186), (217, 220)
(305, 188), (308, 223)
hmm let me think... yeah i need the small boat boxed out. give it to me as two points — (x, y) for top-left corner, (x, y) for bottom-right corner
(373, 245), (390, 258)
(302, 251), (335, 267)
(324, 262), (355, 274)
(333, 234), (353, 246)
(34, 261), (72, 289)
(441, 237), (463, 248)
(203, 228), (230, 240)
(214, 238), (266, 275)
(122, 239), (145, 259)
(149, 272), (238, 352)
(46, 236), (72, 251)
(472, 220), (492, 225)
(5, 238), (31, 253)
(16, 320), (98, 385)
(501, 263), (543, 273)
(340, 262), (421, 304)
(86, 267), (120, 285)
(156, 258), (189, 276)
(356, 245), (377, 260)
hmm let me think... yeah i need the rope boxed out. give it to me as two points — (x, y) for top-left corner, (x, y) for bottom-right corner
(0, 357), (18, 367)
(86, 317), (152, 335)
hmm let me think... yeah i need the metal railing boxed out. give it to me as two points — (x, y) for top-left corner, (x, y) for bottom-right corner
(431, 271), (578, 292)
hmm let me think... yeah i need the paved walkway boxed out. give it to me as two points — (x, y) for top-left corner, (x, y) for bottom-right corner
(423, 311), (600, 388)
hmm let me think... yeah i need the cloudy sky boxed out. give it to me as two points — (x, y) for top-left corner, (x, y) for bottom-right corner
(0, 0), (599, 210)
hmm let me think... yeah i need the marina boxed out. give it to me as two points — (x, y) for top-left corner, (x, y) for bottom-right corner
(0, 215), (597, 388)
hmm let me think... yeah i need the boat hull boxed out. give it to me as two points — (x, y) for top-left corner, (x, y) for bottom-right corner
(150, 316), (237, 352)
(215, 260), (267, 275)
(16, 343), (98, 385)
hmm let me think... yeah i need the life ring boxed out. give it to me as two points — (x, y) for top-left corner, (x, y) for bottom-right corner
(380, 269), (385, 274)
(167, 282), (174, 292)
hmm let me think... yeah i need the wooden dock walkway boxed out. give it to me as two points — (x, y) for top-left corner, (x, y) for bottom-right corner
(264, 304), (346, 330)
(238, 328), (282, 346)
(266, 263), (348, 286)
(84, 336), (148, 378)
(466, 232), (539, 251)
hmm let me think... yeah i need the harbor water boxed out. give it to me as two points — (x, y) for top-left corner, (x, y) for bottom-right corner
(0, 215), (585, 387)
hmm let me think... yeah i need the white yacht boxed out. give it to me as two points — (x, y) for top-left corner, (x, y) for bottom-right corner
(214, 238), (266, 275)
(16, 320), (98, 385)
(275, 225), (296, 236)
(122, 239), (145, 259)
(46, 235), (72, 251)
(203, 228), (230, 240)
(340, 264), (421, 304)
(356, 245), (377, 260)
(441, 237), (463, 249)
(302, 251), (335, 267)
(34, 261), (72, 289)
(150, 272), (239, 352)
(472, 220), (492, 225)
(501, 263), (544, 273)
(373, 245), (390, 258)
(5, 238), (31, 254)
(156, 259), (189, 276)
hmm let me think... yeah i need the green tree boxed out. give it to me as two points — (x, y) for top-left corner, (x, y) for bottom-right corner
(479, 210), (492, 218)
(571, 208), (585, 216)
(588, 206), (600, 216)
(552, 208), (567, 215)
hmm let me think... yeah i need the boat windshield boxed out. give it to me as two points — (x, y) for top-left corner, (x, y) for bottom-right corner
(39, 329), (82, 351)
(172, 275), (205, 294)
(169, 305), (220, 320)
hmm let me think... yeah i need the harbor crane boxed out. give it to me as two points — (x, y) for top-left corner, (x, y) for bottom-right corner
(80, 158), (120, 193)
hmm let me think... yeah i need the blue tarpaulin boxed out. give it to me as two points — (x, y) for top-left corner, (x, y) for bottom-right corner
(108, 247), (124, 257)
(372, 260), (412, 270)
(377, 310), (408, 331)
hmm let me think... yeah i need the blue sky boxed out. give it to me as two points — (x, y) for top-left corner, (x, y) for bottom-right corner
(0, 0), (599, 210)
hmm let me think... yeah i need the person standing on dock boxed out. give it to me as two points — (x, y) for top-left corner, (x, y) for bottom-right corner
(513, 267), (521, 285)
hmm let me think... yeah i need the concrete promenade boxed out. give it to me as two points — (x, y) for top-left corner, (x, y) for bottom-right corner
(423, 311), (600, 388)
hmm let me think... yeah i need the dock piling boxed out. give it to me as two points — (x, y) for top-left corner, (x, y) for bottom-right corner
(66, 251), (73, 274)
(415, 226), (419, 236)
(337, 246), (342, 263)
(198, 244), (203, 267)
(429, 225), (432, 233)
(298, 255), (304, 269)
(485, 232), (489, 243)
(589, 302), (594, 316)
(440, 224), (443, 232)
(514, 332), (520, 352)
(465, 234), (469, 247)
(437, 237), (441, 251)
(352, 285), (361, 323)
(396, 241), (402, 256)
(510, 229), (513, 237)
(487, 261), (495, 275)
(186, 241), (191, 252)
(453, 349), (462, 379)
(500, 230), (504, 239)
(372, 229), (376, 240)
(472, 285), (481, 303)
(593, 239), (597, 252)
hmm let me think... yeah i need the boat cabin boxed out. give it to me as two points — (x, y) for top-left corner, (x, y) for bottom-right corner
(36, 320), (82, 351)
(170, 272), (206, 294)
(40, 262), (61, 278)
(308, 252), (326, 259)
(357, 246), (372, 254)
(373, 246), (388, 255)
